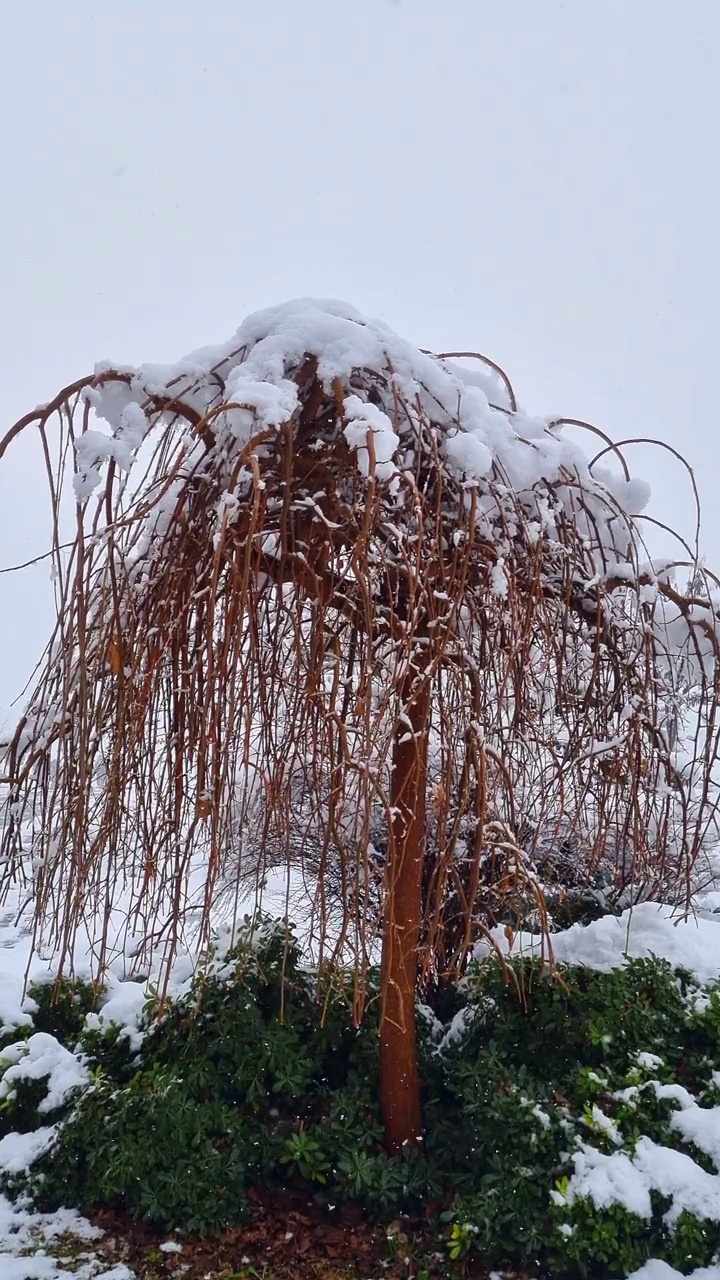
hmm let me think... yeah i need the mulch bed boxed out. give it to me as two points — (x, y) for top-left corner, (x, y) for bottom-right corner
(85, 1188), (504, 1278)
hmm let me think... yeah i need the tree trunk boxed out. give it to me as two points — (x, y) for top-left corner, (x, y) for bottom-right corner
(379, 654), (430, 1153)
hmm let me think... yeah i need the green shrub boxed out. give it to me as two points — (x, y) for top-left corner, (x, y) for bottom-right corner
(0, 1072), (51, 1138)
(26, 977), (99, 1043)
(5, 917), (720, 1272)
(552, 1197), (653, 1276)
(27, 919), (421, 1234)
(39, 1064), (255, 1233)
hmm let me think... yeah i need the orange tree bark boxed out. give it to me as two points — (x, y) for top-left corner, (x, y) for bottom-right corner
(379, 654), (430, 1153)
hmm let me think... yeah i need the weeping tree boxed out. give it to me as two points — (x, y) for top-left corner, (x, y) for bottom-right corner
(1, 299), (720, 1151)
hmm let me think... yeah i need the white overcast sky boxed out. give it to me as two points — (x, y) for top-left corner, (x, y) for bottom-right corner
(1, 0), (718, 726)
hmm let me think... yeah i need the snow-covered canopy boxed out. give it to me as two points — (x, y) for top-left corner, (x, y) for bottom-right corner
(76, 298), (652, 577)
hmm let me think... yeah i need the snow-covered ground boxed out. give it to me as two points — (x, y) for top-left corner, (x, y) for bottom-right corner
(0, 905), (132, 1277)
(0, 1194), (131, 1279)
(476, 899), (720, 984)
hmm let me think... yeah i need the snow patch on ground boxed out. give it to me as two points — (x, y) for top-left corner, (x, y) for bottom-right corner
(629, 1266), (720, 1280)
(475, 901), (720, 984)
(0, 1192), (132, 1278)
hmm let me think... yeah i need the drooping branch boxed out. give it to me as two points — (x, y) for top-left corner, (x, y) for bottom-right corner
(0, 298), (718, 1009)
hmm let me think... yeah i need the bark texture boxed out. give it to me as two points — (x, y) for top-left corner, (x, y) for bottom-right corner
(379, 657), (430, 1152)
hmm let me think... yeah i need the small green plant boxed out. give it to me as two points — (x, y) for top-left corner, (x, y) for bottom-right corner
(281, 1129), (331, 1184)
(447, 1219), (478, 1260)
